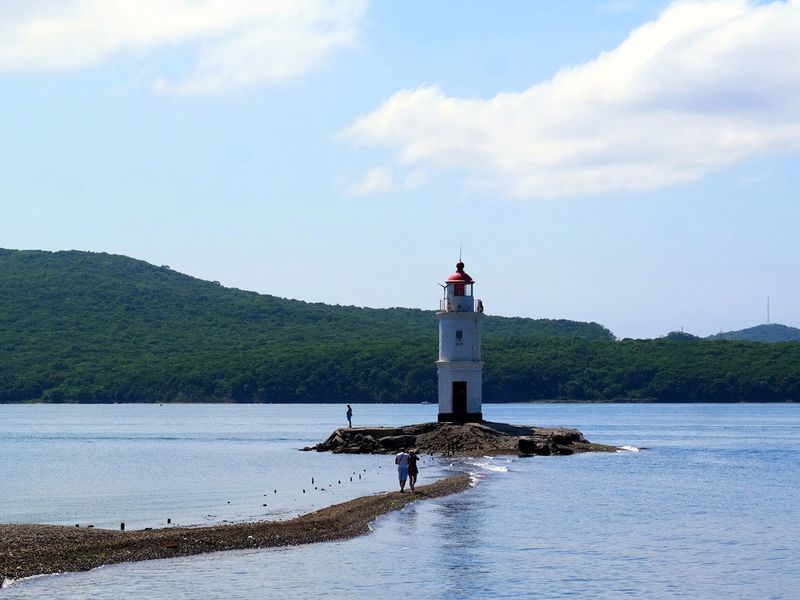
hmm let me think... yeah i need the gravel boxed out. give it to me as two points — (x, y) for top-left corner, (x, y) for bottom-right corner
(0, 474), (471, 585)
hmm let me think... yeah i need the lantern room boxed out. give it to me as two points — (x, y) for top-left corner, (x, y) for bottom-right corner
(441, 261), (476, 313)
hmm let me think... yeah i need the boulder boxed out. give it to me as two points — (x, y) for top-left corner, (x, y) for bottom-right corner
(551, 444), (574, 456)
(518, 438), (551, 456)
(378, 435), (417, 450)
(548, 430), (585, 445)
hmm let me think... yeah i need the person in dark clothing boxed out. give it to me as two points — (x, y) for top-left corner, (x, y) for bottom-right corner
(346, 404), (353, 427)
(407, 449), (419, 491)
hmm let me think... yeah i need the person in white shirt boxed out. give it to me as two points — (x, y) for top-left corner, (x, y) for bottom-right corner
(395, 448), (410, 492)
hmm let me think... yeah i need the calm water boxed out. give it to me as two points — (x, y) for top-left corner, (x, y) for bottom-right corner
(2, 403), (799, 599)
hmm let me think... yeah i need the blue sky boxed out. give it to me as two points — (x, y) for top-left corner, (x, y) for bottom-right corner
(1, 0), (798, 338)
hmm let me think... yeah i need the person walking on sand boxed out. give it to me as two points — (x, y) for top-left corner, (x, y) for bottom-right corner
(346, 404), (353, 428)
(407, 449), (419, 492)
(395, 448), (410, 492)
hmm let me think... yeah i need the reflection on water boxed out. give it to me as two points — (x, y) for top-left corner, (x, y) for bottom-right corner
(435, 493), (487, 598)
(3, 403), (800, 599)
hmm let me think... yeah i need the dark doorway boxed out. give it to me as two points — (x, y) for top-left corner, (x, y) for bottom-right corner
(452, 381), (467, 420)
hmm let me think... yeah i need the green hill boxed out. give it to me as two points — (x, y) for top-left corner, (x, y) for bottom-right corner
(0, 248), (612, 403)
(707, 324), (800, 343)
(2, 248), (799, 404)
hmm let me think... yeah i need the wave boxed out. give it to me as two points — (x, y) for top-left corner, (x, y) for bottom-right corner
(617, 445), (640, 453)
(467, 461), (509, 473)
(2, 572), (61, 589)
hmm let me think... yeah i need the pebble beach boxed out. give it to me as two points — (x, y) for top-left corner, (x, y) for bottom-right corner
(1, 473), (471, 586)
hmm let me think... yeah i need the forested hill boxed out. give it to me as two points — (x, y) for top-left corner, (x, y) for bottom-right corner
(1, 248), (610, 403)
(1, 249), (799, 403)
(707, 324), (800, 342)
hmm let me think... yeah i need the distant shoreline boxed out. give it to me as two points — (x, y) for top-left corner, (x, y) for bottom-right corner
(5, 400), (799, 405)
(4, 249), (799, 405)
(0, 473), (471, 587)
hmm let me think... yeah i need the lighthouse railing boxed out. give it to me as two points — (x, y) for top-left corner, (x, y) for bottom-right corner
(439, 298), (475, 312)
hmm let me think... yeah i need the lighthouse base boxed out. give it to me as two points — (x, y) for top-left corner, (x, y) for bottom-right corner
(438, 411), (483, 424)
(436, 360), (484, 424)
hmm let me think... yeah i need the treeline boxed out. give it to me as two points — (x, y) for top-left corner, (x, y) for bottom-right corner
(484, 336), (800, 403)
(1, 249), (798, 403)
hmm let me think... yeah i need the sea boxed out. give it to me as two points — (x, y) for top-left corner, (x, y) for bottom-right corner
(1, 403), (798, 599)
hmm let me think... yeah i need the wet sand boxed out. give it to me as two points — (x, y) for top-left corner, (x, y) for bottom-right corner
(0, 474), (471, 584)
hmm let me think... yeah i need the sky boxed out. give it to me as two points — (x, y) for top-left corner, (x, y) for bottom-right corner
(1, 0), (799, 339)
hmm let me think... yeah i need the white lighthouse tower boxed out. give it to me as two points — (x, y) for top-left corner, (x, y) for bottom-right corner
(437, 260), (484, 422)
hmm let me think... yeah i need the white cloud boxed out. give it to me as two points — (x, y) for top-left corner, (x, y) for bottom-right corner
(339, 165), (428, 197)
(344, 0), (800, 199)
(0, 0), (366, 95)
(343, 166), (394, 196)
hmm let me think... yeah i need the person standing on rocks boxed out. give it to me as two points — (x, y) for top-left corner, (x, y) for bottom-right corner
(407, 449), (419, 492)
(395, 448), (410, 492)
(346, 404), (353, 428)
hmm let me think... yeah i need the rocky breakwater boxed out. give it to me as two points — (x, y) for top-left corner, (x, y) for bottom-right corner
(304, 421), (617, 457)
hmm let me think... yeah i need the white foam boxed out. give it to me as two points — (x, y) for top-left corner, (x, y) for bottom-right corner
(618, 445), (640, 453)
(467, 471), (483, 486)
(2, 572), (62, 589)
(469, 461), (509, 473)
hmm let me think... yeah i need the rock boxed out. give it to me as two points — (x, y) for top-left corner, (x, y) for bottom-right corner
(518, 438), (550, 456)
(378, 435), (417, 450)
(552, 444), (574, 456)
(303, 421), (617, 457)
(548, 430), (585, 445)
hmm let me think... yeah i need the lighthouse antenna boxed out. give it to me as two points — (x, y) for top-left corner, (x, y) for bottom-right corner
(459, 242), (462, 262)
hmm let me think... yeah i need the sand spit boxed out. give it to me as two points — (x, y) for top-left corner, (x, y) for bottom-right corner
(0, 474), (471, 585)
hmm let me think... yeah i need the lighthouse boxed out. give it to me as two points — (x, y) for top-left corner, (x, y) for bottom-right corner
(437, 260), (484, 423)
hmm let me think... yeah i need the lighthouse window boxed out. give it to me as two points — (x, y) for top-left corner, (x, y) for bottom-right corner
(456, 330), (463, 345)
(454, 283), (464, 296)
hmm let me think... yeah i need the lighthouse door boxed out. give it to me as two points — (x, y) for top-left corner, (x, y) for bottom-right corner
(452, 381), (467, 420)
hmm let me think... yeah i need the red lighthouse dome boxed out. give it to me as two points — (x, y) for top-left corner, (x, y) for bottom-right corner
(447, 261), (474, 283)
